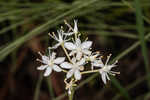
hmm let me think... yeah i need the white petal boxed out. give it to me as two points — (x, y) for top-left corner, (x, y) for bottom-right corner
(81, 41), (92, 49)
(71, 57), (76, 63)
(107, 65), (116, 70)
(101, 72), (107, 84)
(64, 32), (74, 36)
(74, 70), (81, 80)
(106, 73), (110, 80)
(51, 52), (56, 60)
(93, 60), (104, 67)
(74, 20), (78, 34)
(54, 57), (65, 64)
(44, 67), (52, 76)
(52, 65), (62, 72)
(82, 49), (91, 55)
(76, 52), (82, 60)
(57, 30), (63, 40)
(37, 65), (48, 70)
(64, 42), (76, 50)
(60, 62), (73, 69)
(69, 50), (76, 56)
(77, 58), (85, 65)
(68, 89), (71, 95)
(75, 38), (81, 46)
(67, 69), (74, 79)
(42, 56), (49, 64)
(52, 43), (61, 49)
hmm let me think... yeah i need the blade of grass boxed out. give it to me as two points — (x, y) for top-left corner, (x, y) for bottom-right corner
(113, 74), (150, 100)
(122, 0), (150, 24)
(110, 76), (131, 100)
(134, 0), (150, 89)
(46, 77), (55, 99)
(33, 72), (43, 100)
(0, 9), (52, 35)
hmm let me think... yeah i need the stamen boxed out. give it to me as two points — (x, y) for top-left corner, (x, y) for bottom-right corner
(85, 37), (88, 41)
(61, 26), (63, 30)
(64, 20), (73, 31)
(52, 32), (55, 36)
(36, 59), (43, 63)
(105, 54), (112, 65)
(38, 52), (42, 56)
(113, 60), (118, 65)
(110, 71), (120, 74)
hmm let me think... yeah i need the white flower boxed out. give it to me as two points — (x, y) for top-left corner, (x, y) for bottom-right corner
(64, 38), (92, 60)
(85, 52), (103, 70)
(49, 29), (69, 49)
(60, 57), (85, 80)
(98, 54), (120, 84)
(37, 52), (65, 76)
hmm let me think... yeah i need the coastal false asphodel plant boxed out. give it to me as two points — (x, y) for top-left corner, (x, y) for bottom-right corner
(36, 20), (120, 98)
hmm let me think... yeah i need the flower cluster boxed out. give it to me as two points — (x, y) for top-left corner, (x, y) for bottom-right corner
(36, 20), (120, 95)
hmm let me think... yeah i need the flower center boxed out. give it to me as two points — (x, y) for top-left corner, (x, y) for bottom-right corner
(48, 60), (54, 66)
(77, 47), (82, 52)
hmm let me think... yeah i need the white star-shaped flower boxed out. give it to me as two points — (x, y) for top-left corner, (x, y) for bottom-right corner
(85, 52), (103, 70)
(49, 29), (69, 49)
(98, 54), (120, 84)
(60, 57), (85, 80)
(37, 52), (65, 76)
(64, 38), (92, 60)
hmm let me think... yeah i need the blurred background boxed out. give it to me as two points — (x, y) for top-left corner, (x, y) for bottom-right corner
(0, 0), (150, 100)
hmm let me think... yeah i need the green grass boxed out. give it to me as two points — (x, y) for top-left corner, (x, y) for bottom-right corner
(134, 0), (150, 89)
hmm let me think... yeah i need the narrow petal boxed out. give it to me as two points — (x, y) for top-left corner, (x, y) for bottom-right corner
(64, 42), (76, 50)
(57, 30), (63, 41)
(64, 32), (74, 36)
(107, 65), (116, 70)
(54, 57), (65, 64)
(77, 58), (85, 65)
(76, 52), (82, 60)
(74, 70), (81, 80)
(44, 67), (52, 76)
(93, 60), (104, 67)
(68, 88), (71, 95)
(101, 72), (107, 84)
(37, 65), (48, 70)
(60, 62), (73, 69)
(51, 52), (56, 60)
(71, 57), (76, 63)
(42, 56), (49, 64)
(82, 49), (91, 55)
(69, 50), (76, 56)
(52, 43), (61, 49)
(52, 65), (62, 72)
(75, 38), (81, 46)
(81, 41), (92, 49)
(106, 73), (110, 80)
(74, 20), (78, 34)
(67, 69), (74, 79)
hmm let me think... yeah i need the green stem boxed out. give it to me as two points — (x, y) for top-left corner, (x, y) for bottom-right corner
(61, 43), (72, 63)
(81, 69), (99, 74)
(69, 88), (74, 100)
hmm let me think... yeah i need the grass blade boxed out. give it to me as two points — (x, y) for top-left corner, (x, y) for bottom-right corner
(134, 0), (150, 89)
